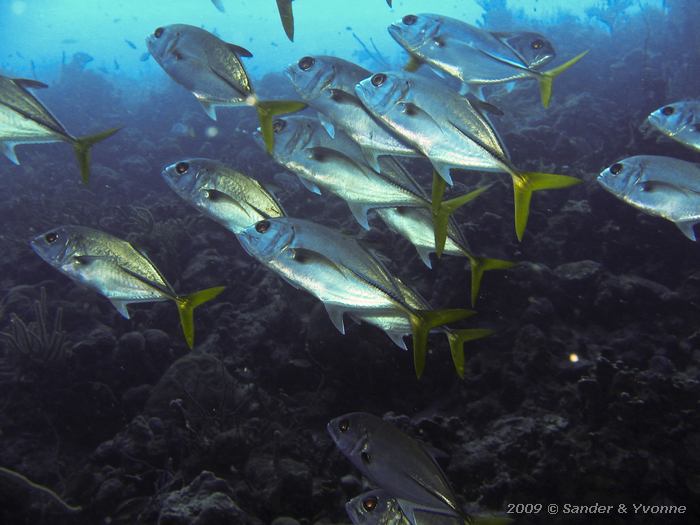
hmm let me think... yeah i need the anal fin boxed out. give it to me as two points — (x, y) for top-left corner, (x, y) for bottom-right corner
(324, 303), (346, 334)
(110, 299), (131, 319)
(347, 202), (372, 230)
(676, 219), (698, 241)
(1, 142), (20, 165)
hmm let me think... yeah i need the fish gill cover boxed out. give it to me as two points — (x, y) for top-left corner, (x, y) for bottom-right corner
(0, 0), (699, 524)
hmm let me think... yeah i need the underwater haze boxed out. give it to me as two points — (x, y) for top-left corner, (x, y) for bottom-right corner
(1, 0), (700, 524)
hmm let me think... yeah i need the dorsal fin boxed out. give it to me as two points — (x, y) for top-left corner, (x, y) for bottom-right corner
(226, 43), (253, 58)
(14, 78), (48, 89)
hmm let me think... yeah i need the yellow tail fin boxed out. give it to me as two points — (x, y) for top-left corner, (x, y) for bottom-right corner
(538, 50), (589, 108)
(511, 171), (581, 241)
(409, 308), (475, 379)
(431, 171), (492, 258)
(446, 328), (494, 378)
(175, 286), (226, 349)
(72, 127), (121, 185)
(464, 255), (516, 306)
(256, 100), (307, 153)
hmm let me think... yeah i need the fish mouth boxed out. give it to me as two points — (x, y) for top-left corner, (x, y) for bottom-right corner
(285, 62), (334, 99)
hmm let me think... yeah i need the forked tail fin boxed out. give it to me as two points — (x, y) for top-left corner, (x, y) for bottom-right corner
(446, 328), (494, 378)
(72, 127), (121, 184)
(175, 286), (226, 349)
(511, 170), (581, 241)
(464, 255), (516, 306)
(408, 308), (475, 378)
(256, 100), (307, 153)
(431, 171), (492, 257)
(538, 50), (589, 108)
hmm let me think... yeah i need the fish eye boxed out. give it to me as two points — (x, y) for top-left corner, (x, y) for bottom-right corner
(45, 232), (58, 244)
(361, 451), (371, 464)
(362, 495), (378, 512)
(661, 106), (675, 116)
(298, 56), (315, 71)
(154, 27), (164, 38)
(272, 119), (286, 133)
(371, 73), (387, 87)
(433, 37), (445, 47)
(175, 161), (189, 174)
(610, 163), (623, 175)
(338, 419), (349, 432)
(402, 14), (417, 25)
(255, 220), (271, 234)
(531, 39), (544, 50)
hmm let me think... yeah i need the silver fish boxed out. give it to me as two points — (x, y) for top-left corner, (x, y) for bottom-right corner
(388, 13), (587, 107)
(328, 412), (467, 522)
(647, 101), (700, 152)
(285, 55), (417, 170)
(239, 218), (472, 377)
(347, 489), (511, 525)
(31, 226), (224, 348)
(355, 70), (580, 241)
(161, 158), (285, 234)
(267, 115), (511, 306)
(598, 155), (700, 241)
(264, 115), (432, 230)
(146, 24), (305, 152)
(0, 74), (119, 184)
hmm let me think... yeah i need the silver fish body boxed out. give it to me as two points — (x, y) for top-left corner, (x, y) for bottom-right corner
(146, 24), (254, 118)
(356, 70), (580, 241)
(238, 218), (409, 334)
(389, 14), (554, 94)
(328, 412), (464, 521)
(0, 76), (70, 158)
(30, 226), (224, 348)
(647, 101), (700, 152)
(161, 158), (285, 234)
(346, 489), (464, 525)
(266, 115), (430, 229)
(355, 70), (510, 185)
(598, 155), (700, 241)
(31, 226), (176, 313)
(285, 55), (417, 169)
(0, 74), (119, 183)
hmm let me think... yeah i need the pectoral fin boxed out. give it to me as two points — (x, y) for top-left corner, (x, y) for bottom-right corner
(297, 175), (322, 195)
(317, 112), (335, 138)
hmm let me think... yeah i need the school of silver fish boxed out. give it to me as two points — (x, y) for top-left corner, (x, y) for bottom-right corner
(6, 3), (697, 524)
